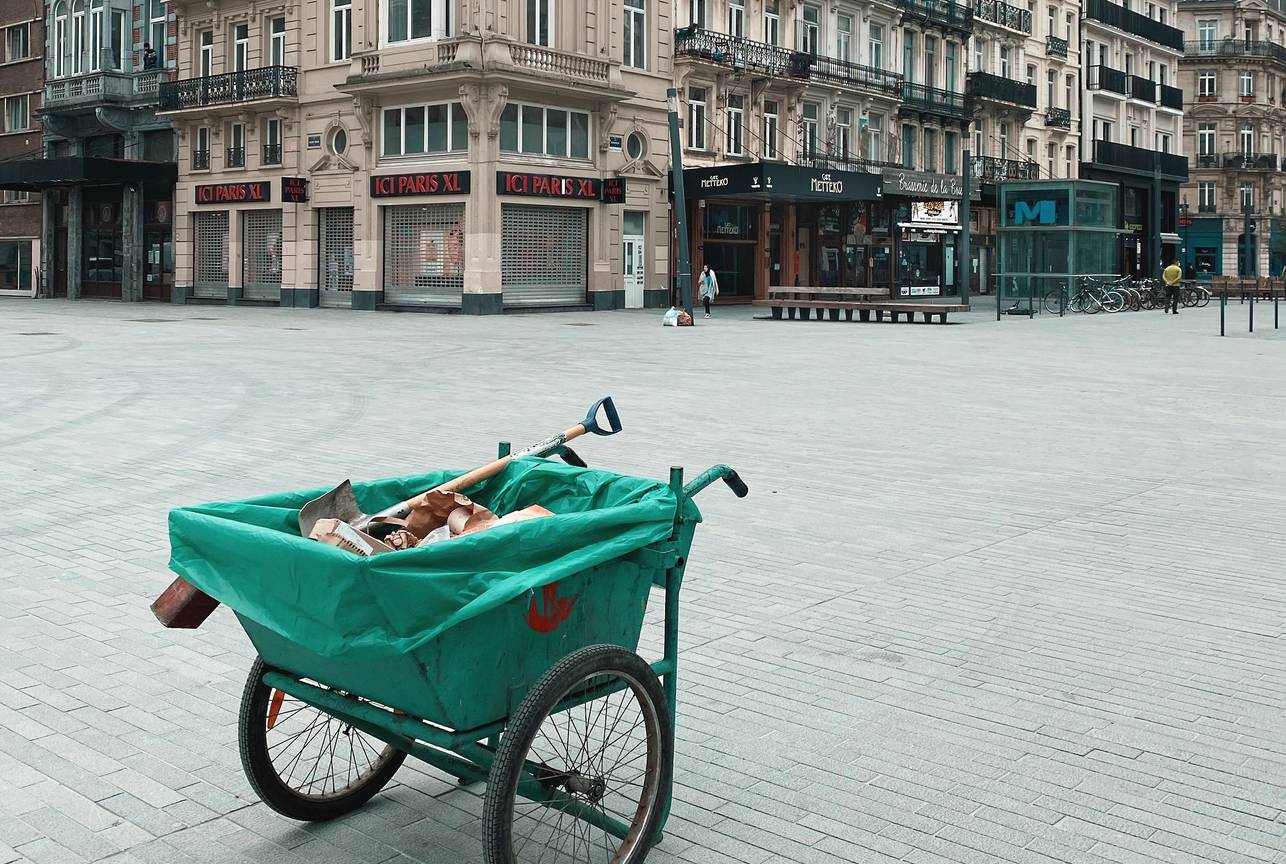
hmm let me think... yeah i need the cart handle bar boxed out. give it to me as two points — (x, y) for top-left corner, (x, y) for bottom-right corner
(682, 465), (748, 499)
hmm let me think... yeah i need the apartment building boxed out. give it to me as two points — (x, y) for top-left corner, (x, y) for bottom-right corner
(1178, 0), (1286, 277)
(164, 0), (673, 311)
(1080, 0), (1187, 276)
(0, 1), (44, 297)
(0, 0), (178, 301)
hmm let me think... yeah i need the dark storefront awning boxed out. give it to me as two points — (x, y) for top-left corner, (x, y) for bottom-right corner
(681, 162), (881, 203)
(0, 157), (178, 192)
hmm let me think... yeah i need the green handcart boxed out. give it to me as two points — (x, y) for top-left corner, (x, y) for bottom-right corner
(166, 451), (746, 864)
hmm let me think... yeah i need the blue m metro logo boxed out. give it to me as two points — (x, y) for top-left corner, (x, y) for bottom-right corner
(1014, 199), (1057, 225)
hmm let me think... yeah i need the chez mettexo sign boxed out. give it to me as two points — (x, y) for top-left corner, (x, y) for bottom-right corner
(195, 181), (270, 205)
(281, 177), (309, 203)
(370, 170), (471, 198)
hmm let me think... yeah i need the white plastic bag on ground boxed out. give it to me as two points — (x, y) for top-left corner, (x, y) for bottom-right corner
(662, 307), (680, 326)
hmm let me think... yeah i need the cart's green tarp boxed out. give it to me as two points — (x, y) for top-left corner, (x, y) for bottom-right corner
(168, 459), (693, 661)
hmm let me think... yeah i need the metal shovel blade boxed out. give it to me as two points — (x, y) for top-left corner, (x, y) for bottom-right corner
(298, 479), (366, 537)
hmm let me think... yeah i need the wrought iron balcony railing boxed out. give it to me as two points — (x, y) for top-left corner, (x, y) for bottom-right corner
(1159, 84), (1183, 110)
(1129, 75), (1156, 102)
(898, 0), (974, 34)
(1183, 39), (1286, 65)
(806, 54), (903, 95)
(1085, 0), (1184, 51)
(900, 82), (971, 120)
(159, 66), (298, 111)
(262, 143), (282, 164)
(673, 26), (796, 78)
(973, 0), (1031, 33)
(226, 147), (245, 168)
(1220, 152), (1277, 171)
(974, 156), (1040, 183)
(1047, 35), (1069, 58)
(192, 149), (210, 170)
(1046, 107), (1071, 128)
(1195, 153), (1217, 168)
(1092, 139), (1188, 179)
(967, 71), (1037, 108)
(1088, 64), (1128, 96)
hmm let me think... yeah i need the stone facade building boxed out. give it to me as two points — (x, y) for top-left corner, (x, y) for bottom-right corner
(0, 0), (44, 297)
(165, 0), (674, 311)
(1177, 0), (1286, 277)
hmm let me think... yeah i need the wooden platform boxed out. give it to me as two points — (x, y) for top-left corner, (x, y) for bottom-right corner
(754, 287), (968, 324)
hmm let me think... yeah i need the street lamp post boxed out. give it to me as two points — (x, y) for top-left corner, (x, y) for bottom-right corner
(667, 88), (694, 317)
(1179, 201), (1189, 276)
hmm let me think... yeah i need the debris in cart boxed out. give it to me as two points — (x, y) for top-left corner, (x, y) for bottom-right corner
(308, 518), (394, 556)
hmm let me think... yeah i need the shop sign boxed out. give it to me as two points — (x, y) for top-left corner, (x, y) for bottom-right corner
(307, 134), (323, 149)
(371, 170), (471, 198)
(910, 200), (959, 225)
(600, 177), (626, 204)
(608, 135), (623, 152)
(1125, 221), (1143, 232)
(281, 177), (309, 203)
(497, 171), (600, 200)
(1002, 189), (1070, 227)
(882, 167), (980, 200)
(195, 181), (270, 204)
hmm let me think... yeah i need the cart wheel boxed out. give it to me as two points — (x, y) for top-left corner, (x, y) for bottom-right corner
(482, 645), (672, 864)
(238, 656), (406, 821)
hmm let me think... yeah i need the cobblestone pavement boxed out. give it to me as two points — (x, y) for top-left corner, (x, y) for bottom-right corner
(2, 298), (1284, 864)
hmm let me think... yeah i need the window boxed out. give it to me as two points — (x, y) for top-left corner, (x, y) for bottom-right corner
(1240, 122), (1253, 154)
(1240, 184), (1253, 212)
(71, 0), (85, 75)
(4, 95), (28, 132)
(1197, 123), (1214, 155)
(726, 94), (743, 156)
(1094, 118), (1113, 142)
(332, 0), (351, 60)
(388, 0), (452, 43)
(263, 117), (282, 163)
(903, 30), (915, 82)
(1047, 142), (1056, 177)
(1129, 126), (1137, 147)
(2, 190), (30, 204)
(802, 102), (818, 159)
(527, 0), (552, 45)
(762, 100), (778, 158)
(270, 17), (286, 66)
(89, 0), (103, 71)
(1065, 11), (1072, 38)
(199, 30), (213, 76)
(1240, 71), (1254, 97)
(925, 36), (937, 89)
(1198, 71), (1215, 96)
(867, 113), (883, 162)
(107, 10), (122, 69)
(1064, 145), (1073, 178)
(625, 130), (644, 160)
(999, 121), (1009, 157)
(499, 102), (589, 158)
(923, 128), (937, 172)
(1159, 64), (1166, 86)
(800, 5), (819, 54)
(149, 0), (167, 58)
(836, 14), (852, 62)
(1047, 5), (1055, 38)
(764, 0), (779, 44)
(0, 241), (34, 291)
(1026, 137), (1036, 164)
(330, 126), (348, 155)
(868, 23), (882, 68)
(5, 24), (30, 62)
(689, 0), (705, 29)
(944, 130), (956, 174)
(1047, 69), (1056, 108)
(728, 0), (744, 37)
(384, 102), (469, 156)
(901, 123), (915, 169)
(1026, 63), (1035, 88)
(945, 41), (956, 91)
(232, 23), (248, 72)
(227, 122), (245, 167)
(973, 119), (984, 157)
(999, 46), (1009, 78)
(623, 0), (644, 69)
(836, 107), (851, 160)
(1198, 181), (1215, 211)
(686, 86), (706, 150)
(1156, 132), (1170, 154)
(1066, 75), (1073, 110)
(194, 125), (210, 169)
(971, 36), (983, 73)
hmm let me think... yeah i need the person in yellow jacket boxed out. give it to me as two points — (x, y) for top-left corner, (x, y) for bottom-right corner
(1162, 259), (1183, 314)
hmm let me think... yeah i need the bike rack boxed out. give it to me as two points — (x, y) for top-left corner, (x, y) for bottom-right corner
(1220, 290), (1281, 336)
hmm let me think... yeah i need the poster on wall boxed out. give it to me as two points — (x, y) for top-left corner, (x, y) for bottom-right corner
(910, 200), (959, 225)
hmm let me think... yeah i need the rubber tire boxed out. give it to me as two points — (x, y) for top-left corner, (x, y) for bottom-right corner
(481, 645), (673, 864)
(238, 657), (407, 822)
(1042, 291), (1065, 315)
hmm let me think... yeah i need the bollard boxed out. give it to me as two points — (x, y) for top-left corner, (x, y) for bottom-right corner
(1220, 291), (1226, 336)
(1275, 292), (1279, 330)
(1250, 289), (1254, 333)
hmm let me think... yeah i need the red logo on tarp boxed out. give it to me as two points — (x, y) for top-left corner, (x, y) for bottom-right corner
(528, 582), (576, 633)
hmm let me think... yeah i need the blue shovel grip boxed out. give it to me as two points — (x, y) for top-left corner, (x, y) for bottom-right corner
(582, 396), (622, 436)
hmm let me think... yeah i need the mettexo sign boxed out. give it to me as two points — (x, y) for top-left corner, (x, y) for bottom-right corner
(370, 171), (471, 198)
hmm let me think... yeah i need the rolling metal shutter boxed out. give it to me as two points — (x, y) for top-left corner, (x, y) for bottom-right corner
(501, 204), (587, 306)
(318, 207), (354, 308)
(242, 209), (283, 301)
(192, 211), (229, 299)
(383, 203), (465, 306)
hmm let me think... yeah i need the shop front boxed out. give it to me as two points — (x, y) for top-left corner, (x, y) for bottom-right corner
(880, 167), (981, 300)
(185, 178), (304, 305)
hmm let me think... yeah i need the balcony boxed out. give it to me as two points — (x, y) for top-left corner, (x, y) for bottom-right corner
(898, 0), (973, 36)
(1046, 107), (1071, 128)
(1091, 139), (1188, 180)
(1047, 35), (1069, 58)
(226, 147), (245, 168)
(975, 156), (1039, 184)
(1220, 152), (1277, 171)
(262, 143), (282, 165)
(159, 66), (298, 114)
(972, 0), (1031, 34)
(43, 69), (171, 111)
(801, 154), (896, 173)
(192, 149), (210, 170)
(900, 82), (971, 120)
(1159, 84), (1183, 110)
(509, 42), (613, 85)
(967, 71), (1037, 110)
(673, 26), (796, 78)
(1088, 64), (1128, 96)
(1129, 75), (1156, 102)
(1195, 153), (1217, 169)
(1183, 39), (1286, 66)
(805, 54), (903, 96)
(1085, 0), (1184, 52)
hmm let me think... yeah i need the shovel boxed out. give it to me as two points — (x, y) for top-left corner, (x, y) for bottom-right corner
(153, 397), (622, 629)
(298, 396), (622, 537)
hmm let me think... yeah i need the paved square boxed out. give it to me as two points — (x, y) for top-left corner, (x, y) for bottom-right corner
(1, 299), (1284, 864)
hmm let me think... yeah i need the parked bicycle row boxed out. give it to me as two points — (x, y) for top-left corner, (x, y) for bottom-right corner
(1042, 276), (1211, 315)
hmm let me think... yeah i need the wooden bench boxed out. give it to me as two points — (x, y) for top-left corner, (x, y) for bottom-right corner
(753, 287), (891, 321)
(852, 302), (970, 324)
